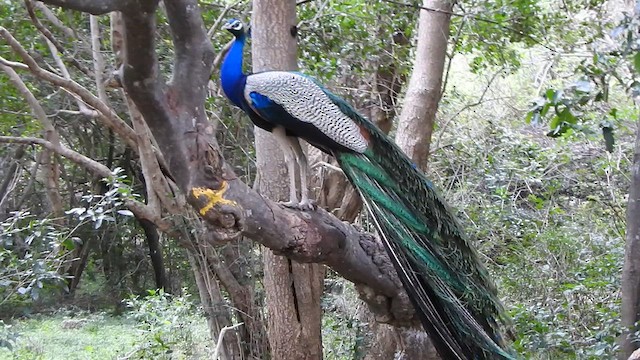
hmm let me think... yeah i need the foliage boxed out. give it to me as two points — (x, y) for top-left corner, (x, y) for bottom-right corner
(0, 320), (18, 351)
(433, 85), (629, 358)
(526, 5), (640, 149)
(0, 211), (68, 305)
(65, 167), (138, 230)
(321, 277), (365, 360)
(123, 289), (210, 359)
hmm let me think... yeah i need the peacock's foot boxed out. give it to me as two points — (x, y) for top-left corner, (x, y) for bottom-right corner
(279, 199), (317, 211)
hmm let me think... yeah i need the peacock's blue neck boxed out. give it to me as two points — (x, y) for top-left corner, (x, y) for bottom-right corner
(221, 34), (247, 108)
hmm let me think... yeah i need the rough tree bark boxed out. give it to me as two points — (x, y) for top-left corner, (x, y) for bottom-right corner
(395, 0), (453, 169)
(621, 118), (640, 358)
(252, 1), (324, 359)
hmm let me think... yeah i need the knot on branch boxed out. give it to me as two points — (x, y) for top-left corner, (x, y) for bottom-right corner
(356, 284), (417, 328)
(358, 231), (403, 289)
(356, 231), (419, 327)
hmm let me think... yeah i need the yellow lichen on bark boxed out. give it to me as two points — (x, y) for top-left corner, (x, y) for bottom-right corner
(191, 181), (236, 216)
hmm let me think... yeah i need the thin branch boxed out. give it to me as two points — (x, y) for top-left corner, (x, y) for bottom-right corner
(45, 38), (98, 116)
(0, 147), (23, 210)
(33, 1), (77, 39)
(1, 61), (64, 215)
(212, 323), (244, 360)
(0, 27), (138, 149)
(15, 149), (44, 210)
(0, 57), (28, 69)
(440, 14), (467, 98)
(432, 68), (507, 153)
(24, 0), (92, 76)
(0, 135), (173, 231)
(90, 15), (109, 104)
(213, 39), (234, 71)
(207, 1), (242, 39)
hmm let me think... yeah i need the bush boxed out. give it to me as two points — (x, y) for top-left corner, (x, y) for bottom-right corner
(124, 289), (209, 359)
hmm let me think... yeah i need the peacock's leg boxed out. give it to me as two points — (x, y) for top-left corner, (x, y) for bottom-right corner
(271, 126), (299, 207)
(287, 136), (315, 210)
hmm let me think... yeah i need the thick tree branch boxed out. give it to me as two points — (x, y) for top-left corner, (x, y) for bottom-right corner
(33, 1), (77, 39)
(165, 0), (215, 94)
(38, 0), (131, 15)
(118, 1), (195, 192)
(214, 177), (415, 325)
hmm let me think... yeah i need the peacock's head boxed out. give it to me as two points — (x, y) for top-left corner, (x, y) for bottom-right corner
(223, 19), (246, 38)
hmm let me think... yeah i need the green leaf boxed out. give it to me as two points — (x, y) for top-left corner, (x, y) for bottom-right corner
(574, 80), (592, 93)
(545, 89), (556, 101)
(61, 238), (76, 251)
(634, 52), (640, 73)
(541, 103), (551, 117)
(558, 108), (576, 124)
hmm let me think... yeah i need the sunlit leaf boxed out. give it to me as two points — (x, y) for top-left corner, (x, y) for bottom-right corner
(117, 210), (134, 217)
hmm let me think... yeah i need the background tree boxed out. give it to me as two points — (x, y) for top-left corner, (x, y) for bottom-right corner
(251, 0), (324, 358)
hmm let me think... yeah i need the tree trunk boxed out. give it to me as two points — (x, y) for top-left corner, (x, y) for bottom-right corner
(621, 119), (640, 358)
(395, 0), (453, 169)
(252, 1), (325, 359)
(379, 1), (453, 357)
(187, 249), (242, 360)
(138, 218), (169, 291)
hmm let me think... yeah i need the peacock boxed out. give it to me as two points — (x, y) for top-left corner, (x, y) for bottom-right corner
(220, 19), (516, 360)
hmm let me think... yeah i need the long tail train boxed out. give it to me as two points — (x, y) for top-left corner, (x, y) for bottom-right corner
(331, 95), (515, 360)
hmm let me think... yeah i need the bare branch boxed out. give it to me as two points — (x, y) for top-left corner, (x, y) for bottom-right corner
(45, 38), (98, 116)
(1, 62), (64, 215)
(213, 39), (234, 71)
(24, 0), (92, 76)
(212, 323), (244, 360)
(206, 1), (241, 39)
(432, 67), (506, 153)
(33, 1), (77, 39)
(0, 147), (24, 211)
(0, 57), (28, 69)
(38, 0), (130, 15)
(90, 15), (109, 104)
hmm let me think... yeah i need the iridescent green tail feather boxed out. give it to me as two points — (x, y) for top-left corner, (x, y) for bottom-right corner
(336, 146), (515, 359)
(324, 85), (516, 359)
